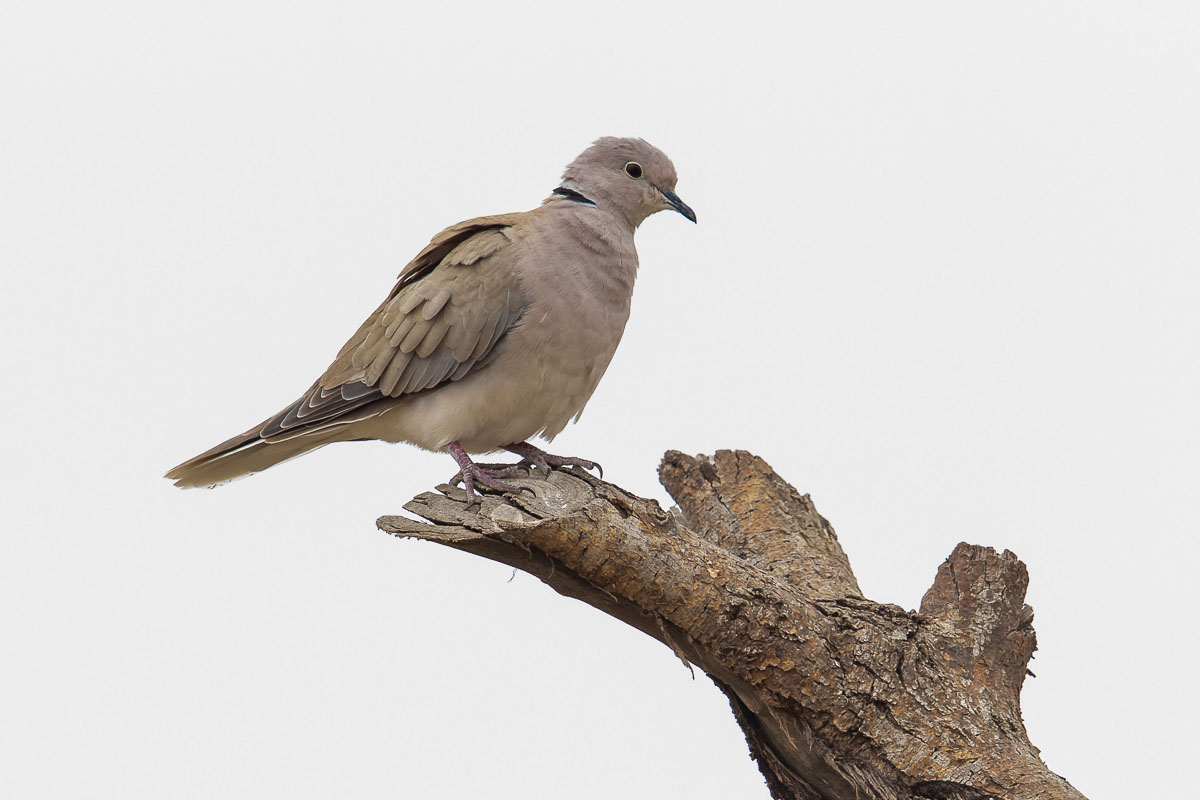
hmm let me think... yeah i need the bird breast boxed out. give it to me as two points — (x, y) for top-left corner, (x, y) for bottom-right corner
(375, 207), (640, 453)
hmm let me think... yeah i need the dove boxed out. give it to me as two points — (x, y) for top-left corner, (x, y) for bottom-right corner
(166, 137), (695, 499)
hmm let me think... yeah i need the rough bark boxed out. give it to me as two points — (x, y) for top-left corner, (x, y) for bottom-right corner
(378, 450), (1085, 800)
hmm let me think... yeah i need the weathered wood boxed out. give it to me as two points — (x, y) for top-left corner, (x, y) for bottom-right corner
(378, 450), (1085, 800)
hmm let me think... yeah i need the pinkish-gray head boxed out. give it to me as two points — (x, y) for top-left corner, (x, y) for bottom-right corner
(554, 137), (696, 228)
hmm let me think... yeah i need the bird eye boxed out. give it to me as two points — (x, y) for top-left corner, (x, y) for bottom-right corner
(624, 161), (643, 179)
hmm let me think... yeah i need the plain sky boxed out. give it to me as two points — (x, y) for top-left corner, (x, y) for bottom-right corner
(2, 2), (1197, 798)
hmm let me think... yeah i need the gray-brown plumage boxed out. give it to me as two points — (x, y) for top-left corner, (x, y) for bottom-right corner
(165, 137), (695, 495)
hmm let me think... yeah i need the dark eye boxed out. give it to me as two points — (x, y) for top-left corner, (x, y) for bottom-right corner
(624, 161), (643, 179)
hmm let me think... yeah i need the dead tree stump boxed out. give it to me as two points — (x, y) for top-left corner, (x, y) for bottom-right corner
(378, 450), (1085, 800)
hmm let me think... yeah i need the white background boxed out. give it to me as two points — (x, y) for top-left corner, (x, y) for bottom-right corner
(3, 3), (1197, 798)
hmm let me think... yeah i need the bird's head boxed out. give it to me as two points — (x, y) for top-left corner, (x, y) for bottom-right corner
(557, 137), (696, 228)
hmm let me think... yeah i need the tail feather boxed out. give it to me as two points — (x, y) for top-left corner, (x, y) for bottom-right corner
(165, 423), (342, 488)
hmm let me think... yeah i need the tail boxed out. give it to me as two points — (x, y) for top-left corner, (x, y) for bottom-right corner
(165, 424), (343, 488)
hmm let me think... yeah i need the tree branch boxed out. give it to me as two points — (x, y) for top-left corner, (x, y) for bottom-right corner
(378, 450), (1085, 800)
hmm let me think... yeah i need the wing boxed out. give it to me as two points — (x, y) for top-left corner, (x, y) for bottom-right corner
(259, 214), (529, 442)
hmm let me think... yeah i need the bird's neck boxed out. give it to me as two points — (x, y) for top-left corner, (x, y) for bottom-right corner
(537, 200), (639, 299)
(546, 179), (649, 229)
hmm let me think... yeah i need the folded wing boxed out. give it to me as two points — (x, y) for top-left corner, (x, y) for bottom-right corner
(258, 214), (529, 443)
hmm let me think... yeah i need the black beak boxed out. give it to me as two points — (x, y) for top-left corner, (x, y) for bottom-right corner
(659, 188), (697, 223)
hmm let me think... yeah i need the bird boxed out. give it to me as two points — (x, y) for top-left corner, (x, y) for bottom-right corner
(165, 137), (695, 500)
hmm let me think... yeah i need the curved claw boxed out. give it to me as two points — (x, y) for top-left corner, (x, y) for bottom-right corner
(554, 456), (602, 479)
(464, 489), (482, 511)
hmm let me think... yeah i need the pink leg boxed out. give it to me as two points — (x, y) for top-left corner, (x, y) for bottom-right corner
(448, 441), (525, 506)
(502, 441), (603, 479)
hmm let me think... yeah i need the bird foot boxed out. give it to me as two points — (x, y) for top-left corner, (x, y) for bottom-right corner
(474, 462), (529, 479)
(447, 461), (529, 486)
(503, 442), (603, 479)
(447, 443), (532, 509)
(445, 442), (601, 509)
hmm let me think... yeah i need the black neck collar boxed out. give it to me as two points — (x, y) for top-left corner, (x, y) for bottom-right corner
(552, 186), (596, 207)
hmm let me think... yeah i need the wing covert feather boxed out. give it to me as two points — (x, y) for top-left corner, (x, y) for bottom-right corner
(258, 216), (528, 442)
